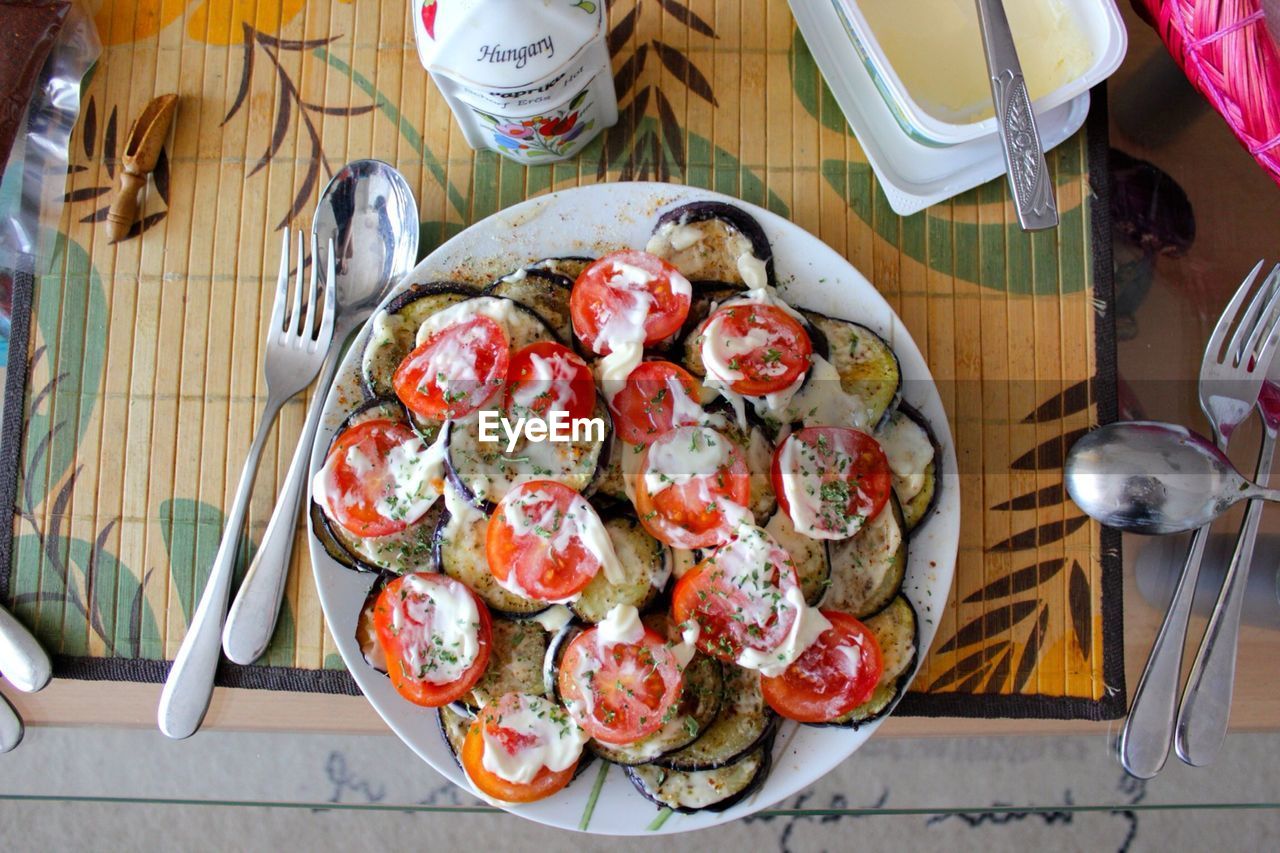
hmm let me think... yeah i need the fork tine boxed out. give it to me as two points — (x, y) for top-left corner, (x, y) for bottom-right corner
(289, 230), (305, 338)
(1244, 266), (1280, 368)
(1205, 259), (1266, 369)
(305, 230), (320, 345)
(318, 237), (336, 349)
(1224, 262), (1277, 367)
(269, 229), (290, 338)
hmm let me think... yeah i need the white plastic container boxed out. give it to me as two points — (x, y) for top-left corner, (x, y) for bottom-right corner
(835, 0), (1126, 146)
(410, 0), (618, 163)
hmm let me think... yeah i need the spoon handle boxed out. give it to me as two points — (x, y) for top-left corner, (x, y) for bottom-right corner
(1119, 525), (1209, 778)
(222, 341), (342, 665)
(1176, 427), (1278, 764)
(973, 0), (1058, 231)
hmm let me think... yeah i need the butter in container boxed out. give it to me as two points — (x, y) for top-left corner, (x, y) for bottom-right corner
(834, 0), (1126, 146)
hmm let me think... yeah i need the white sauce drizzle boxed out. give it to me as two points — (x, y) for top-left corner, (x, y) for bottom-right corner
(876, 413), (934, 502)
(531, 605), (573, 634)
(389, 574), (481, 685)
(478, 693), (586, 785)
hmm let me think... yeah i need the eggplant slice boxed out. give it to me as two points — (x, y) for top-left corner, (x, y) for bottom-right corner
(799, 311), (902, 430)
(484, 267), (575, 345)
(648, 201), (775, 289)
(627, 734), (773, 813)
(433, 493), (550, 619)
(765, 509), (830, 607)
(822, 495), (907, 619)
(569, 512), (670, 624)
(356, 577), (390, 674)
(444, 398), (611, 513)
(655, 664), (777, 772)
(466, 618), (551, 708)
(527, 255), (595, 283)
(819, 595), (919, 729)
(878, 402), (941, 534)
(314, 397), (441, 575)
(360, 283), (478, 399)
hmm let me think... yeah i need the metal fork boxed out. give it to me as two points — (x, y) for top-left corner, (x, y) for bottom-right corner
(1119, 261), (1280, 778)
(1176, 263), (1280, 766)
(157, 231), (335, 739)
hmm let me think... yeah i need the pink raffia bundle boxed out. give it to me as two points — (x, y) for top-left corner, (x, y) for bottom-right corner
(1134, 0), (1280, 186)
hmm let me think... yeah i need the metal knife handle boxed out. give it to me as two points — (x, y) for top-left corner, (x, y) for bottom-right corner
(222, 346), (340, 665)
(0, 691), (22, 753)
(1175, 429), (1277, 765)
(0, 605), (51, 693)
(974, 0), (1059, 231)
(1119, 525), (1209, 778)
(157, 396), (283, 739)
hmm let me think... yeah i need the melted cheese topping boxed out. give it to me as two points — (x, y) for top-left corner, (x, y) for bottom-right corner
(390, 574), (481, 685)
(414, 296), (520, 347)
(312, 424), (447, 532)
(531, 605), (574, 634)
(876, 413), (934, 502)
(479, 693), (586, 784)
(495, 487), (626, 600)
(710, 526), (830, 678)
(596, 603), (646, 648)
(643, 426), (733, 496)
(592, 261), (690, 397)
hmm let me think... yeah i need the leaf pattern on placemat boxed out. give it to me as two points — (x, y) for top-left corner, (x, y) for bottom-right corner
(927, 380), (1097, 695)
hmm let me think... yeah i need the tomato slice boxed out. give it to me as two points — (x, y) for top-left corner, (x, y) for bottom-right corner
(393, 315), (510, 421)
(373, 573), (492, 707)
(633, 426), (751, 549)
(486, 480), (609, 601)
(607, 360), (708, 445)
(460, 693), (581, 803)
(770, 426), (892, 539)
(761, 610), (883, 723)
(570, 250), (692, 355)
(503, 341), (597, 423)
(700, 302), (813, 395)
(670, 526), (803, 664)
(315, 419), (432, 538)
(557, 624), (684, 744)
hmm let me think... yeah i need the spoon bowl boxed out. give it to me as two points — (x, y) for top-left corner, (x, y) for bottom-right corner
(313, 159), (419, 331)
(1065, 421), (1280, 535)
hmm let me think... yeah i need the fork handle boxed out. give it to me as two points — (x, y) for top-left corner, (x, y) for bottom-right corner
(1176, 428), (1277, 765)
(222, 344), (341, 665)
(157, 396), (283, 739)
(1119, 524), (1209, 778)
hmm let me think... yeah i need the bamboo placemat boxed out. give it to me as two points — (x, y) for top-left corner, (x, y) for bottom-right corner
(0, 0), (1122, 719)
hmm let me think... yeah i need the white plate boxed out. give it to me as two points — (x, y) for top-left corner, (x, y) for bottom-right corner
(790, 0), (1090, 216)
(308, 183), (960, 835)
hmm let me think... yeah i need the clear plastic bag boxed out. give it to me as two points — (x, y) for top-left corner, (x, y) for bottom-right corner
(0, 1), (100, 366)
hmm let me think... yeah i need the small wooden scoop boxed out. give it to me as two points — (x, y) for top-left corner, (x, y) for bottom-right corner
(105, 94), (178, 243)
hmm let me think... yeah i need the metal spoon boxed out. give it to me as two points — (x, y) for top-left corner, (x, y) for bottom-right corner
(220, 160), (418, 665)
(1065, 421), (1280, 535)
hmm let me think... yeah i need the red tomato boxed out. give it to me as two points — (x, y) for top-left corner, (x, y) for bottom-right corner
(570, 250), (692, 355)
(393, 315), (509, 421)
(461, 695), (579, 803)
(607, 360), (707, 445)
(761, 610), (883, 723)
(670, 528), (802, 664)
(372, 574), (492, 707)
(316, 419), (429, 538)
(486, 480), (606, 601)
(503, 341), (596, 423)
(700, 302), (812, 395)
(557, 625), (684, 744)
(770, 427), (892, 539)
(633, 426), (751, 549)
